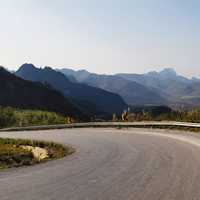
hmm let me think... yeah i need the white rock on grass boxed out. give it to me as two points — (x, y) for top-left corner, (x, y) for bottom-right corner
(21, 146), (49, 161)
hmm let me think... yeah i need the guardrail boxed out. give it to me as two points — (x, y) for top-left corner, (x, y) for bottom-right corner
(1, 121), (200, 132)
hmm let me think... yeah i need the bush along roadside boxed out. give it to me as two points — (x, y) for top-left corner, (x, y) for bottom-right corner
(0, 107), (67, 129)
(0, 138), (75, 170)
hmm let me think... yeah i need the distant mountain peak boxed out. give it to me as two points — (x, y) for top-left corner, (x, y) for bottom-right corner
(159, 68), (177, 76)
(77, 69), (89, 73)
(20, 63), (36, 70)
(44, 66), (51, 69)
(146, 68), (177, 78)
(146, 71), (157, 76)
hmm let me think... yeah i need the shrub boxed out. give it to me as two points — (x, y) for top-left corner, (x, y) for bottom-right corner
(0, 107), (66, 128)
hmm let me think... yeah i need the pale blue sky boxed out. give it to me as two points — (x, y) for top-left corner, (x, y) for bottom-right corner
(0, 0), (200, 77)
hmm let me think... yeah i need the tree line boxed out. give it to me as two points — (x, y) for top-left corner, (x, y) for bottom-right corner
(0, 107), (66, 128)
(115, 106), (200, 123)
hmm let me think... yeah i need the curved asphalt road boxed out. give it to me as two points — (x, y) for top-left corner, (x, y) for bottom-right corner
(1, 128), (200, 200)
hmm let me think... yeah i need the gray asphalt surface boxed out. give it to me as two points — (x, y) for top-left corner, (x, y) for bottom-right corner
(1, 128), (200, 200)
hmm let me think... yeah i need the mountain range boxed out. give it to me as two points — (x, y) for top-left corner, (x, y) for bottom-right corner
(0, 67), (82, 118)
(16, 64), (127, 118)
(1, 63), (199, 121)
(59, 69), (165, 106)
(59, 67), (200, 109)
(117, 68), (200, 108)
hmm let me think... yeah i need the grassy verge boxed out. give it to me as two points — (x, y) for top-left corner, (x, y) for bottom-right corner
(0, 138), (74, 170)
(0, 107), (67, 129)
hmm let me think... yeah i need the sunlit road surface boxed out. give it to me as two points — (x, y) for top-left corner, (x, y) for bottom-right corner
(0, 128), (200, 200)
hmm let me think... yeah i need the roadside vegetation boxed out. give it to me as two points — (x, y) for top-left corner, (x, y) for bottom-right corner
(117, 106), (200, 123)
(0, 107), (68, 129)
(2, 105), (200, 129)
(0, 138), (74, 169)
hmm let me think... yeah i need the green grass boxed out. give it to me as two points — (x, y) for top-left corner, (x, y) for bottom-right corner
(0, 144), (33, 169)
(0, 138), (74, 170)
(0, 107), (66, 129)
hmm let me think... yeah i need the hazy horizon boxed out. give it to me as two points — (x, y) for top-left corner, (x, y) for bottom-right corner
(3, 63), (198, 79)
(1, 0), (200, 78)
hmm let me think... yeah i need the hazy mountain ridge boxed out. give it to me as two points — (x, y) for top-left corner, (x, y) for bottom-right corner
(0, 67), (82, 118)
(59, 69), (166, 106)
(58, 68), (90, 82)
(59, 67), (200, 108)
(16, 64), (127, 117)
(3, 62), (200, 113)
(117, 68), (200, 107)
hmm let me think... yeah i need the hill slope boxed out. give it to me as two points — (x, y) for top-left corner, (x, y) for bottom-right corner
(117, 68), (200, 108)
(59, 69), (165, 106)
(16, 64), (127, 116)
(0, 67), (82, 118)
